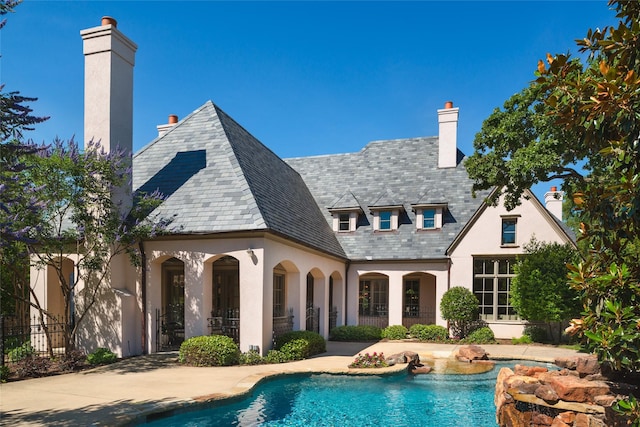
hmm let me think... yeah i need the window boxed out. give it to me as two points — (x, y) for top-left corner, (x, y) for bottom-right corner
(404, 279), (420, 317)
(502, 218), (517, 245)
(422, 209), (436, 229)
(359, 278), (388, 316)
(379, 211), (392, 230)
(473, 258), (519, 321)
(273, 272), (285, 318)
(338, 213), (350, 231)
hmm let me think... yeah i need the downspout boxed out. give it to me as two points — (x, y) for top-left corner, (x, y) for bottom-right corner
(139, 241), (147, 355)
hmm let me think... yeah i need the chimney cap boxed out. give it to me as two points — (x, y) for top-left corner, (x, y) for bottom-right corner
(101, 16), (117, 27)
(551, 186), (557, 192)
(444, 101), (454, 109)
(168, 114), (178, 124)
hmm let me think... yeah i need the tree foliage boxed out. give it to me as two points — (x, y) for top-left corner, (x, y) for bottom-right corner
(511, 239), (580, 342)
(465, 0), (640, 384)
(440, 286), (480, 339)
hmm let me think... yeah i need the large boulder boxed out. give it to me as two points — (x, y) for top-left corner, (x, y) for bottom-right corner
(456, 345), (488, 362)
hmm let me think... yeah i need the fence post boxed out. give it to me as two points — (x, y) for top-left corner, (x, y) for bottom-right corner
(0, 315), (5, 368)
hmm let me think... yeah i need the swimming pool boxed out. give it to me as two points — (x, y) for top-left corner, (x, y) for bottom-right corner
(145, 361), (549, 427)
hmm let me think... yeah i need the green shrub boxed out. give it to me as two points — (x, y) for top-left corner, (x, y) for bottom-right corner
(86, 348), (117, 366)
(239, 350), (264, 365)
(179, 335), (240, 366)
(264, 349), (289, 364)
(274, 330), (326, 359)
(0, 365), (10, 382)
(329, 325), (382, 341)
(8, 341), (34, 362)
(382, 325), (408, 340)
(463, 326), (496, 344)
(524, 325), (548, 343)
(440, 286), (480, 339)
(409, 324), (449, 341)
(512, 335), (533, 345)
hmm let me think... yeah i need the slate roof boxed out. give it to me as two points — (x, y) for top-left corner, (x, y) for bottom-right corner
(132, 101), (346, 259)
(285, 138), (490, 261)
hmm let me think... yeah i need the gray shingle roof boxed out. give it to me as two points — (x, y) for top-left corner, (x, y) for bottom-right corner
(285, 137), (490, 261)
(132, 101), (346, 259)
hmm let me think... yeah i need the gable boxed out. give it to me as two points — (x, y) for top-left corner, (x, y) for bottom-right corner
(447, 189), (575, 257)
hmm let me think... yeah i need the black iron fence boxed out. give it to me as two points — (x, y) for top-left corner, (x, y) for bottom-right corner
(1, 315), (67, 367)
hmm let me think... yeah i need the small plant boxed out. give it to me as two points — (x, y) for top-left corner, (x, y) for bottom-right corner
(382, 325), (408, 340)
(511, 335), (533, 345)
(463, 326), (496, 344)
(239, 349), (264, 365)
(409, 324), (449, 341)
(329, 325), (382, 341)
(523, 324), (548, 343)
(274, 331), (326, 359)
(8, 341), (34, 362)
(179, 335), (240, 366)
(264, 349), (289, 364)
(613, 394), (640, 427)
(349, 352), (388, 369)
(86, 348), (117, 366)
(0, 365), (10, 382)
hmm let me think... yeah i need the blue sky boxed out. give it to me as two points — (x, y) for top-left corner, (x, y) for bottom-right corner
(1, 1), (617, 201)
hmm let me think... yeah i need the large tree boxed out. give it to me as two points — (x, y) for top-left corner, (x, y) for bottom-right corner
(511, 238), (580, 343)
(466, 0), (640, 382)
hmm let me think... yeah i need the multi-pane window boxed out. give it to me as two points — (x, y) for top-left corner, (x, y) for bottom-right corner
(359, 278), (388, 316)
(404, 279), (420, 317)
(379, 211), (392, 230)
(273, 272), (286, 318)
(338, 213), (350, 231)
(502, 218), (517, 245)
(422, 209), (436, 229)
(473, 258), (519, 321)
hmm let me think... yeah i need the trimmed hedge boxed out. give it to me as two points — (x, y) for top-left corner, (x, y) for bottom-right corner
(87, 347), (117, 365)
(274, 330), (326, 360)
(329, 325), (382, 341)
(179, 335), (240, 366)
(409, 324), (449, 342)
(381, 325), (408, 340)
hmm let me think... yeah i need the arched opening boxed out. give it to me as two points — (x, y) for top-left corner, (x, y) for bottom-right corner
(210, 256), (240, 343)
(159, 257), (185, 349)
(358, 273), (389, 328)
(272, 262), (295, 339)
(402, 272), (437, 328)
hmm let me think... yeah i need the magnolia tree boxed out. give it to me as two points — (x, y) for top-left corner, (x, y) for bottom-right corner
(465, 0), (639, 419)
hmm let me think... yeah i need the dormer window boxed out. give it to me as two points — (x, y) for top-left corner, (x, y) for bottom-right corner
(422, 208), (436, 229)
(338, 213), (351, 231)
(329, 210), (359, 232)
(412, 203), (447, 231)
(379, 211), (392, 230)
(328, 191), (363, 233)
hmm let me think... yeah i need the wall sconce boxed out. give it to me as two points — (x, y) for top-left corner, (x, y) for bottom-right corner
(246, 248), (254, 257)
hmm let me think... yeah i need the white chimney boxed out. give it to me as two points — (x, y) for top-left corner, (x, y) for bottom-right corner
(157, 114), (179, 137)
(544, 186), (564, 221)
(81, 16), (137, 156)
(81, 17), (137, 214)
(437, 101), (459, 168)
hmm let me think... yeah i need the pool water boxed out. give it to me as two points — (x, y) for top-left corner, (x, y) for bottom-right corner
(146, 361), (548, 427)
